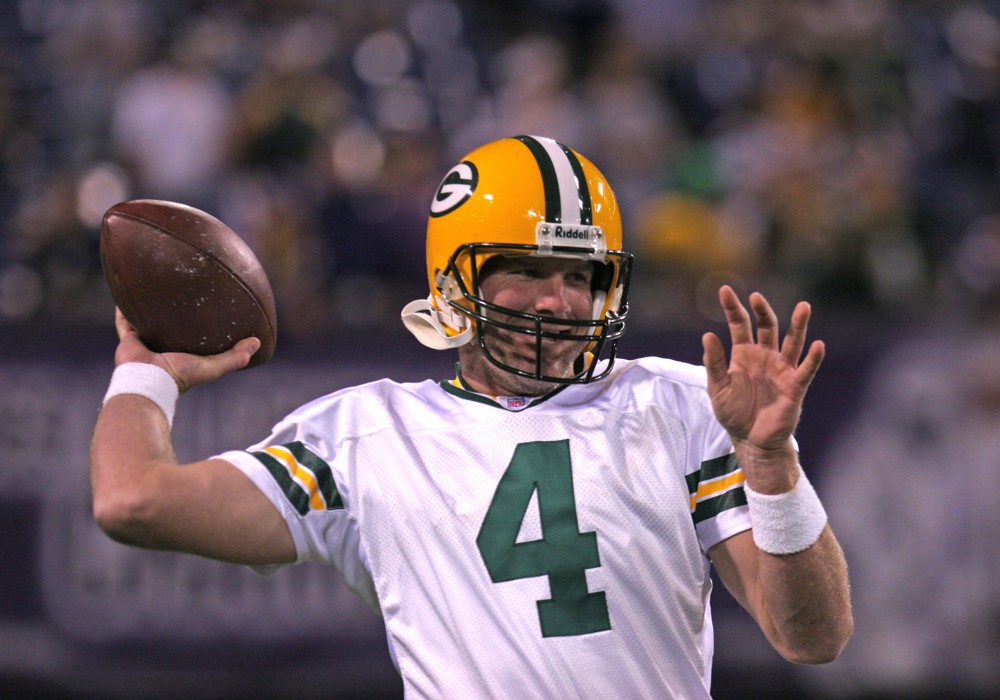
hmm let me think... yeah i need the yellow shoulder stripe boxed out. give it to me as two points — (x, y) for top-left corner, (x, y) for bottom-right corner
(689, 470), (746, 511)
(262, 445), (326, 511)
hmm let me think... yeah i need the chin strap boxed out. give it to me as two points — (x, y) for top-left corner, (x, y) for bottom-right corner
(401, 296), (474, 350)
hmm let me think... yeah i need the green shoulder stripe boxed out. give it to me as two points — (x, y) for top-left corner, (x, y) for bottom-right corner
(250, 441), (343, 516)
(699, 452), (741, 481)
(688, 453), (746, 525)
(253, 450), (311, 515)
(285, 441), (343, 509)
(693, 487), (747, 525)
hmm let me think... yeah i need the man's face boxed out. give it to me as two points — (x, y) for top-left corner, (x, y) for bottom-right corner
(458, 255), (595, 396)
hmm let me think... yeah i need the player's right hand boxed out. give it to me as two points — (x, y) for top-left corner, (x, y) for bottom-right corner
(113, 308), (260, 393)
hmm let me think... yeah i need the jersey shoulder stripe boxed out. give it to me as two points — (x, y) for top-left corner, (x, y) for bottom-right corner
(249, 441), (343, 516)
(688, 453), (747, 524)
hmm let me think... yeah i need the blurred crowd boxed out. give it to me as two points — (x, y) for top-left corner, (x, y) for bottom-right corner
(4, 2), (1000, 697)
(1, 0), (998, 340)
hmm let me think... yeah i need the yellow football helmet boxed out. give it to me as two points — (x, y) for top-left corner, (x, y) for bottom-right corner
(401, 135), (633, 383)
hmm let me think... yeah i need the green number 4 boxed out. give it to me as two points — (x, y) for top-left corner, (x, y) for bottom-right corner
(476, 440), (611, 637)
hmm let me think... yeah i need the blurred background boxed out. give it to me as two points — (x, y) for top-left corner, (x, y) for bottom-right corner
(2, 0), (999, 697)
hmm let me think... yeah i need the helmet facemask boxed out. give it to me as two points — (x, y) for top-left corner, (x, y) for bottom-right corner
(442, 242), (633, 384)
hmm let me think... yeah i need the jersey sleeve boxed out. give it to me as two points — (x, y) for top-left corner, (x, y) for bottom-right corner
(688, 420), (802, 553)
(688, 447), (751, 552)
(659, 360), (754, 552)
(215, 435), (379, 614)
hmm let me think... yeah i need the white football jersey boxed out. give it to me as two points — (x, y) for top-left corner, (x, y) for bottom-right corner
(218, 357), (752, 699)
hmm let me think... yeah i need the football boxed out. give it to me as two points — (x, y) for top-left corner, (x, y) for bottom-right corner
(100, 199), (277, 368)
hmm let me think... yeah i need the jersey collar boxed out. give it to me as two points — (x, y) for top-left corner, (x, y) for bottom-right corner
(438, 363), (569, 411)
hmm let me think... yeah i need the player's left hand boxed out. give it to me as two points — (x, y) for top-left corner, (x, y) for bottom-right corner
(701, 286), (825, 492)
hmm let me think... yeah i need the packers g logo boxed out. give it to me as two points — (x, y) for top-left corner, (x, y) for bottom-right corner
(430, 161), (478, 217)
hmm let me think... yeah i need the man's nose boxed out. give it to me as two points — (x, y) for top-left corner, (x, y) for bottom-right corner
(532, 275), (572, 317)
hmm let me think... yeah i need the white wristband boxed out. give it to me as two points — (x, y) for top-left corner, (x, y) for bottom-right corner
(103, 362), (179, 427)
(745, 469), (828, 555)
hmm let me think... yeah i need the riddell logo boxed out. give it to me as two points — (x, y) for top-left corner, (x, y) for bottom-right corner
(553, 226), (591, 240)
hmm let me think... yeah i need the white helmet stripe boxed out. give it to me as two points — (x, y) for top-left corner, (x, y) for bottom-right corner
(515, 135), (588, 225)
(531, 135), (583, 225)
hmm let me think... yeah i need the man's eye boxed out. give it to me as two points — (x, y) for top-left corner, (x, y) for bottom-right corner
(567, 273), (591, 286)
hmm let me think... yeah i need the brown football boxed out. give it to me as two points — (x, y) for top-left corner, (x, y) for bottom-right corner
(100, 199), (277, 368)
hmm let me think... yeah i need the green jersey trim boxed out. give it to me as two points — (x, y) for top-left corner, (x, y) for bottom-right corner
(687, 453), (747, 525)
(250, 441), (344, 516)
(437, 363), (570, 411)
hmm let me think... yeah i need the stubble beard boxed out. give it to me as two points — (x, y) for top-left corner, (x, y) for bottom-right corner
(460, 325), (586, 397)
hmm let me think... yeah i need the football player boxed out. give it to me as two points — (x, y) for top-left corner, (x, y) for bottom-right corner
(91, 135), (852, 698)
